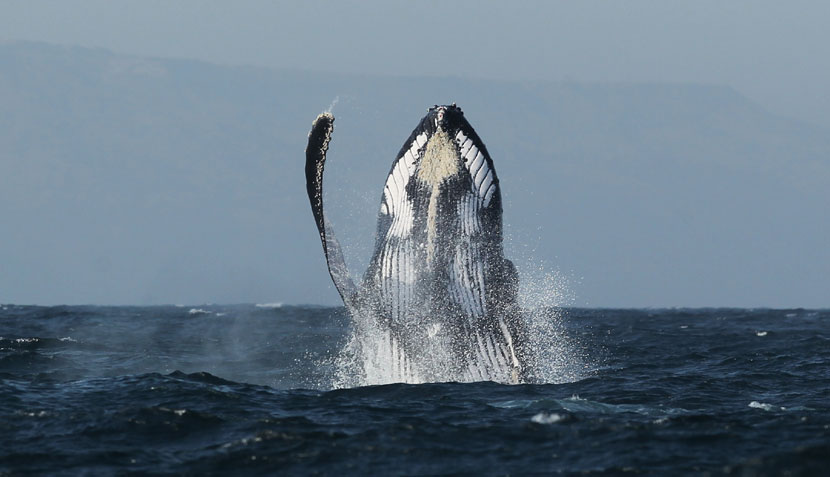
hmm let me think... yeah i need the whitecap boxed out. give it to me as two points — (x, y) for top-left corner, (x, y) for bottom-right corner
(188, 308), (211, 315)
(749, 401), (777, 411)
(531, 412), (565, 424)
(255, 303), (283, 309)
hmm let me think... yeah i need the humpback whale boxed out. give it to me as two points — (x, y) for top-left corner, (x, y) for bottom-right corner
(306, 104), (528, 384)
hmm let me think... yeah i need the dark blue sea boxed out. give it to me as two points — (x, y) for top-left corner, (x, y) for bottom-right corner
(1, 304), (828, 475)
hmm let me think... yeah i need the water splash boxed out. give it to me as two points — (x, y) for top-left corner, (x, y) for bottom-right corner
(323, 96), (340, 115)
(326, 263), (590, 388)
(518, 267), (591, 384)
(330, 313), (456, 388)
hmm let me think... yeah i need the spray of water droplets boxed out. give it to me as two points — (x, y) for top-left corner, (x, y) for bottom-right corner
(516, 265), (592, 384)
(323, 96), (339, 115)
(317, 263), (591, 389)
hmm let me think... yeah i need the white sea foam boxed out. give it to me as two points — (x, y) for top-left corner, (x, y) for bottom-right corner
(749, 401), (778, 411)
(188, 308), (211, 315)
(255, 303), (283, 309)
(531, 412), (565, 424)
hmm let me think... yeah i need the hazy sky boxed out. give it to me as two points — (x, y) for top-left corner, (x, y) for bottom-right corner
(1, 2), (828, 308)
(3, 1), (830, 128)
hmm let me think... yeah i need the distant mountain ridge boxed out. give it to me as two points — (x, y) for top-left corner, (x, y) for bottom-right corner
(1, 41), (827, 307)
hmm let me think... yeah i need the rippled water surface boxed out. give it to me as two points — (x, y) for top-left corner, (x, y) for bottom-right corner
(1, 305), (828, 474)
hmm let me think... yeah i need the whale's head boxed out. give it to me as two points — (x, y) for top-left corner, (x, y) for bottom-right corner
(411, 103), (495, 197)
(412, 104), (489, 186)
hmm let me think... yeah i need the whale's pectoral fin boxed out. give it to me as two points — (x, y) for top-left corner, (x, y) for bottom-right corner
(305, 113), (358, 308)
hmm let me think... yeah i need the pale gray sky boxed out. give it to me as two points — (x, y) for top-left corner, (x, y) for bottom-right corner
(1, 2), (828, 307)
(3, 0), (830, 128)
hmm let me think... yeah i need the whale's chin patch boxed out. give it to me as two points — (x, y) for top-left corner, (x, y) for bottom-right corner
(416, 128), (463, 266)
(417, 128), (460, 185)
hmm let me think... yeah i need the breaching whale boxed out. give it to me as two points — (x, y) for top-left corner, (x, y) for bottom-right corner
(305, 104), (528, 384)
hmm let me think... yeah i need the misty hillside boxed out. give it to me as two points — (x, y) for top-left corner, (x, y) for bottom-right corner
(1, 41), (827, 307)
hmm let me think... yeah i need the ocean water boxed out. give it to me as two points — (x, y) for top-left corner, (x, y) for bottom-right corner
(1, 304), (828, 475)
